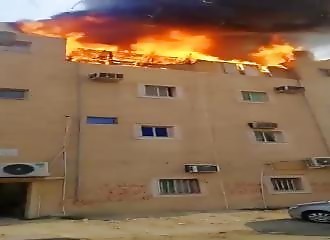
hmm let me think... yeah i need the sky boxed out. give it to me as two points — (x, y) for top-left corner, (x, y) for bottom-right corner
(0, 0), (83, 22)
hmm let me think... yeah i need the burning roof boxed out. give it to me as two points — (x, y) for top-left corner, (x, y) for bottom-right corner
(14, 0), (323, 68)
(14, 14), (298, 69)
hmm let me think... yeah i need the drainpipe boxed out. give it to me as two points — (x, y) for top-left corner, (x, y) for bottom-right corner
(37, 194), (41, 218)
(260, 164), (268, 209)
(74, 63), (83, 202)
(62, 115), (72, 215)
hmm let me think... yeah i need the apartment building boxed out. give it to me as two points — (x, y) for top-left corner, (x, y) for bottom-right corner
(0, 23), (330, 219)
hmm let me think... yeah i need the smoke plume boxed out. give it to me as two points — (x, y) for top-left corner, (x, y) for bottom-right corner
(15, 0), (330, 61)
(77, 0), (330, 31)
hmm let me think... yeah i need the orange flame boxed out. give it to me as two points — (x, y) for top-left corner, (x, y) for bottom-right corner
(16, 18), (299, 68)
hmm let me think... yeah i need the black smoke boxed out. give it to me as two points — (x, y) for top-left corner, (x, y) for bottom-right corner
(71, 0), (330, 32)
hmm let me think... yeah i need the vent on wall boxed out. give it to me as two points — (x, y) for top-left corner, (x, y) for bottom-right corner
(0, 162), (49, 178)
(184, 164), (220, 173)
(248, 122), (278, 129)
(88, 73), (124, 82)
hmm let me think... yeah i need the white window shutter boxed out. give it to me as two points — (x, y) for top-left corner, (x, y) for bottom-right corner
(175, 86), (184, 99)
(173, 126), (182, 139)
(133, 124), (142, 139)
(137, 84), (146, 97)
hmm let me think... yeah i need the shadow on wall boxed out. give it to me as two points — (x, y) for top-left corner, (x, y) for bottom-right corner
(246, 219), (330, 236)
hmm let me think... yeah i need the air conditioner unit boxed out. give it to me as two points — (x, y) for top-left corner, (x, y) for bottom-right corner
(184, 164), (220, 173)
(274, 86), (305, 94)
(306, 157), (330, 168)
(248, 122), (278, 129)
(88, 72), (124, 82)
(0, 162), (49, 178)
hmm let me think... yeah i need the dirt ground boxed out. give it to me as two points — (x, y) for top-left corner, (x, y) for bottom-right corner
(0, 210), (329, 240)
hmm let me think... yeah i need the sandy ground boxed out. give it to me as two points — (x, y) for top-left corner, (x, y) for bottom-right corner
(0, 210), (329, 240)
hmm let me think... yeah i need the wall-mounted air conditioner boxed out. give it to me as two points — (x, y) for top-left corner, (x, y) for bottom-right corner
(0, 162), (49, 178)
(184, 164), (220, 173)
(88, 72), (124, 82)
(274, 86), (305, 94)
(248, 122), (278, 129)
(306, 157), (330, 169)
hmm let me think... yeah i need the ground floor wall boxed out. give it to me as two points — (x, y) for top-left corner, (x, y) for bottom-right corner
(3, 167), (328, 219)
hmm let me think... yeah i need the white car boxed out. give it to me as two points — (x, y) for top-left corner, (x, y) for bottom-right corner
(288, 201), (330, 223)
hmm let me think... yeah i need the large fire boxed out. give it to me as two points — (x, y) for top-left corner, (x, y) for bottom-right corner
(16, 15), (299, 68)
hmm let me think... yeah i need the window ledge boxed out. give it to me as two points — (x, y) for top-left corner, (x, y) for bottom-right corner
(137, 137), (175, 140)
(139, 95), (176, 100)
(256, 142), (288, 145)
(241, 101), (267, 104)
(269, 191), (312, 195)
(155, 193), (204, 198)
(0, 98), (26, 101)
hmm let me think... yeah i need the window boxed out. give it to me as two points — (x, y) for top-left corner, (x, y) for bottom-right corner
(159, 179), (201, 195)
(320, 68), (330, 77)
(0, 88), (28, 100)
(0, 41), (31, 53)
(243, 65), (260, 76)
(223, 63), (241, 74)
(144, 85), (176, 98)
(86, 116), (118, 125)
(254, 130), (285, 143)
(140, 126), (174, 138)
(270, 177), (304, 192)
(242, 91), (268, 102)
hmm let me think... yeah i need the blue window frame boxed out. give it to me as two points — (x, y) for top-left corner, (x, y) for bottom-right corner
(155, 127), (169, 137)
(140, 126), (172, 138)
(141, 126), (154, 136)
(86, 116), (118, 125)
(0, 88), (28, 100)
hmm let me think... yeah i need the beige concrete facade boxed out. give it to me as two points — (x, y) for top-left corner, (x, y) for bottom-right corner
(0, 24), (330, 218)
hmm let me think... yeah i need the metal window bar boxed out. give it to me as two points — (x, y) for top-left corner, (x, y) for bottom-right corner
(145, 85), (158, 96)
(178, 180), (184, 194)
(273, 179), (281, 191)
(290, 179), (296, 191)
(169, 180), (175, 194)
(159, 180), (165, 194)
(152, 127), (157, 137)
(272, 178), (300, 192)
(160, 179), (200, 195)
(173, 180), (179, 194)
(248, 92), (253, 101)
(263, 131), (276, 143)
(262, 132), (267, 142)
(183, 179), (190, 193)
(158, 86), (169, 97)
(279, 179), (286, 191)
(164, 180), (171, 194)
